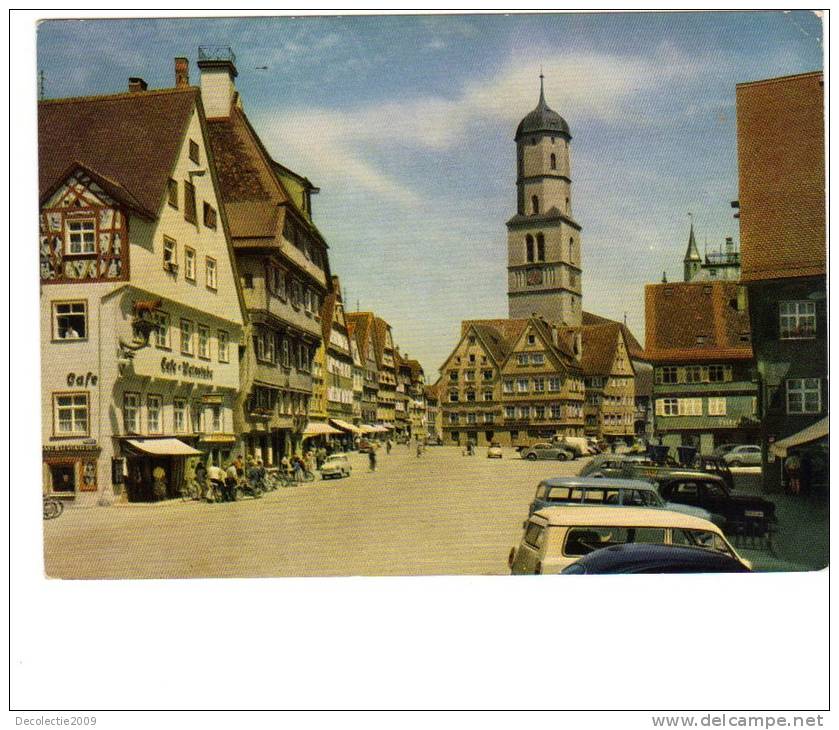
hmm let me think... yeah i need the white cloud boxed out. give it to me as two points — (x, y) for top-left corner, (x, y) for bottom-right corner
(251, 44), (719, 207)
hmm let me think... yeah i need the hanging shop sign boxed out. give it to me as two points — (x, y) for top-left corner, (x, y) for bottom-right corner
(161, 357), (213, 381)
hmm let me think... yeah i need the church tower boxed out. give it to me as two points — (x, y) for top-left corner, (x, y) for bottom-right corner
(507, 75), (582, 326)
(683, 220), (702, 281)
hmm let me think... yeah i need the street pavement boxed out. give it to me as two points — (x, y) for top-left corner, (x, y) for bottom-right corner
(44, 445), (581, 579)
(43, 448), (824, 578)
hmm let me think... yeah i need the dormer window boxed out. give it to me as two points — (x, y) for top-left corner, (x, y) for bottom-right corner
(531, 196), (540, 215)
(550, 153), (556, 170)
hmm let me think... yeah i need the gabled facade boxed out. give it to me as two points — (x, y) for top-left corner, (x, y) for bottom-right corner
(736, 71), (827, 494)
(439, 323), (506, 446)
(322, 276), (355, 426)
(580, 324), (636, 441)
(438, 316), (584, 447)
(424, 382), (442, 443)
(645, 280), (759, 455)
(346, 312), (381, 426)
(40, 70), (246, 505)
(369, 315), (397, 426)
(499, 318), (585, 444)
(202, 48), (330, 463)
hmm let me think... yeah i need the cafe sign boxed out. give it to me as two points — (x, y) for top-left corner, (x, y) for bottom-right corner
(161, 357), (213, 381)
(67, 371), (98, 387)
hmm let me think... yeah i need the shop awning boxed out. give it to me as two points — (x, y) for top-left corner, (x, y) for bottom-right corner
(381, 422), (395, 430)
(330, 418), (361, 434)
(770, 417), (829, 458)
(126, 438), (202, 456)
(372, 425), (390, 433)
(359, 424), (378, 434)
(303, 422), (342, 436)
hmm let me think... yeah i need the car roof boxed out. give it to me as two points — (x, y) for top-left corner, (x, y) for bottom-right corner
(628, 467), (726, 481)
(569, 543), (746, 571)
(539, 476), (657, 490)
(532, 505), (718, 530)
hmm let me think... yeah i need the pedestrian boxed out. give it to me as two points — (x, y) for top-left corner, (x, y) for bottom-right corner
(316, 447), (327, 469)
(416, 441), (422, 458)
(233, 453), (245, 481)
(305, 450), (316, 474)
(785, 454), (801, 495)
(368, 447), (377, 471)
(195, 461), (208, 501)
(225, 461), (238, 502)
(293, 454), (305, 483)
(281, 453), (291, 479)
(386, 439), (392, 454)
(207, 462), (224, 502)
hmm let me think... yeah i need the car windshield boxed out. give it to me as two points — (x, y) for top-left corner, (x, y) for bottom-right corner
(561, 526), (667, 557)
(672, 528), (734, 557)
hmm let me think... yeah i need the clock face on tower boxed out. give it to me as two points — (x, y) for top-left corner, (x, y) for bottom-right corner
(526, 268), (543, 286)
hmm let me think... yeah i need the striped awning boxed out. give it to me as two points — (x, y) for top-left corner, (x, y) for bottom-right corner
(329, 418), (361, 434)
(303, 422), (342, 436)
(126, 438), (202, 456)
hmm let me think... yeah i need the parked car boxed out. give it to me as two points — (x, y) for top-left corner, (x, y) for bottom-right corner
(320, 453), (352, 479)
(509, 505), (748, 575)
(621, 461), (734, 495)
(712, 443), (739, 458)
(552, 436), (594, 456)
(526, 476), (721, 526)
(561, 543), (752, 574)
(487, 443), (503, 459)
(577, 454), (657, 478)
(723, 445), (762, 467)
(655, 471), (777, 537)
(520, 442), (574, 461)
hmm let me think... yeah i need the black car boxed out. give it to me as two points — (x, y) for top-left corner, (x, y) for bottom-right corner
(561, 543), (752, 574)
(654, 471), (776, 537)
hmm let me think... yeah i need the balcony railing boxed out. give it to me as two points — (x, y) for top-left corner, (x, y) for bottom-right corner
(198, 46), (236, 64)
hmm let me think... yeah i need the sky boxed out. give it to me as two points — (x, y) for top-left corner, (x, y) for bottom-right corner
(37, 12), (824, 377)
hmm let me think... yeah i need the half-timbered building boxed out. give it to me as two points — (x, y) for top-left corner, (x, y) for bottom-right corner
(39, 64), (247, 504)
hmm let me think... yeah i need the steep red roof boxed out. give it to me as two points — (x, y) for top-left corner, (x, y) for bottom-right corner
(346, 312), (374, 363)
(39, 87), (198, 218)
(582, 310), (644, 360)
(579, 323), (621, 376)
(644, 281), (753, 363)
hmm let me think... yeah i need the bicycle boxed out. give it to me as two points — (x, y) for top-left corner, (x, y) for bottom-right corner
(180, 479), (201, 502)
(43, 495), (64, 520)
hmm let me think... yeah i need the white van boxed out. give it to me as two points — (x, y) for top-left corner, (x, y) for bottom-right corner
(509, 505), (748, 575)
(553, 436), (595, 456)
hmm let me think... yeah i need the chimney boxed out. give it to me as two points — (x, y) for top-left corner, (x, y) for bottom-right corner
(175, 57), (189, 88)
(197, 46), (238, 118)
(128, 77), (148, 93)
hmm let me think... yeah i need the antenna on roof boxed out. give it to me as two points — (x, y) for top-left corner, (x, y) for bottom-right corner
(623, 311), (627, 326)
(38, 70), (45, 101)
(356, 299), (360, 312)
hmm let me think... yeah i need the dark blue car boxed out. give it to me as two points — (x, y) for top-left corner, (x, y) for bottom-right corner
(561, 543), (752, 574)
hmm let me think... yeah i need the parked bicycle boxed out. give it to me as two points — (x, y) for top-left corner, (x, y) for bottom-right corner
(235, 477), (263, 500)
(43, 495), (64, 520)
(180, 478), (202, 502)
